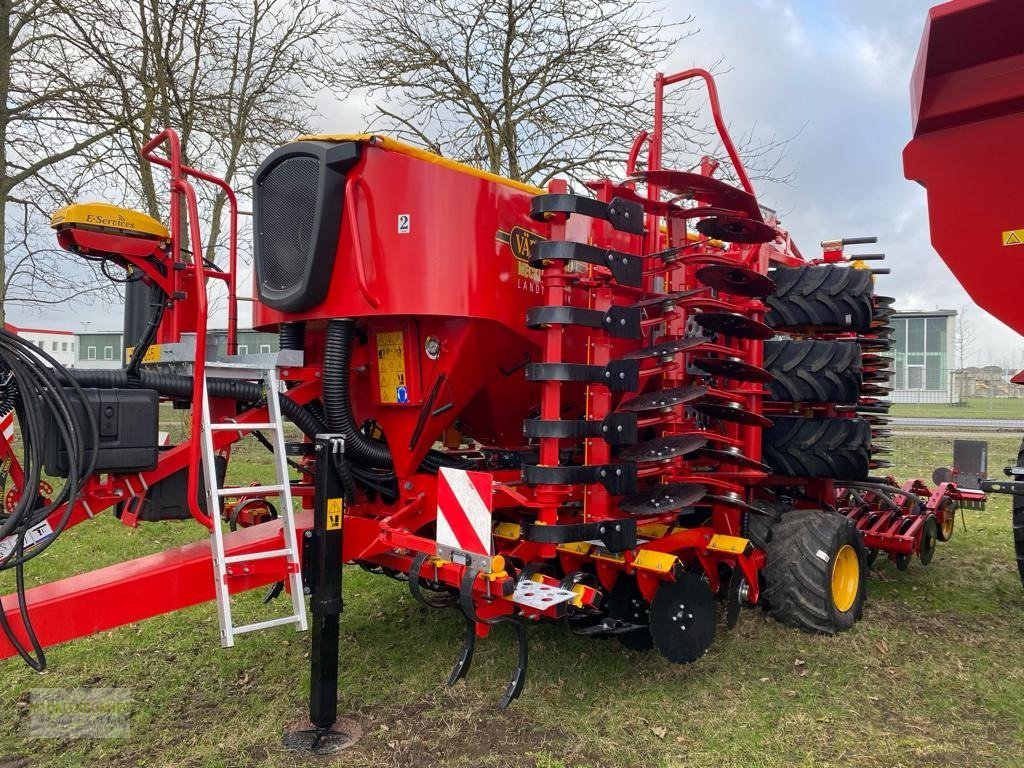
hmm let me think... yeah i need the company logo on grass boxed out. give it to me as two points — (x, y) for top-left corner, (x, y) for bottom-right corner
(26, 688), (132, 738)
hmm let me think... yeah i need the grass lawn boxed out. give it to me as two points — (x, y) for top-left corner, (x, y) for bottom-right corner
(890, 397), (1024, 420)
(2, 434), (1023, 768)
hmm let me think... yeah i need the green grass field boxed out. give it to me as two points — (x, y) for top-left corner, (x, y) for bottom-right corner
(890, 397), (1024, 420)
(2, 434), (1023, 768)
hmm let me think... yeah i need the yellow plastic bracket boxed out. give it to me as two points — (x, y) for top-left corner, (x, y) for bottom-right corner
(557, 541), (593, 557)
(493, 522), (522, 541)
(632, 550), (678, 574)
(707, 534), (753, 556)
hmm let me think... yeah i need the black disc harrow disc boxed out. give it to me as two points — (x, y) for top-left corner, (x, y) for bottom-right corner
(628, 289), (705, 310)
(695, 215), (777, 245)
(649, 571), (717, 664)
(692, 446), (770, 473)
(620, 435), (708, 464)
(699, 491), (763, 514)
(691, 355), (774, 383)
(618, 384), (708, 413)
(606, 577), (653, 651)
(855, 337), (893, 351)
(695, 264), (776, 297)
(619, 482), (706, 516)
(623, 336), (709, 360)
(694, 400), (773, 428)
(694, 312), (775, 340)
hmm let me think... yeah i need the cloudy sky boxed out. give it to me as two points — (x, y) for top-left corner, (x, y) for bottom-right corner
(17, 0), (1021, 368)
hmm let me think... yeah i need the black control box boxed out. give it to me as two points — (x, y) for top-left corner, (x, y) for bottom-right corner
(44, 388), (160, 476)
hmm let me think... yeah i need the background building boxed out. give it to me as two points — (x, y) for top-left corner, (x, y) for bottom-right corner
(890, 310), (957, 404)
(75, 330), (125, 369)
(73, 328), (280, 369)
(7, 324), (76, 368)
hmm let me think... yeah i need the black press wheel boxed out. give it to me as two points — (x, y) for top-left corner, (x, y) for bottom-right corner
(935, 498), (956, 543)
(919, 516), (938, 565)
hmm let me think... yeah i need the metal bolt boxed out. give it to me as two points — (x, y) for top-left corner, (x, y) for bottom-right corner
(303, 586), (311, 595)
(304, 531), (312, 539)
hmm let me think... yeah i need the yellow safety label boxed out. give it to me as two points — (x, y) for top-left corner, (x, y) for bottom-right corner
(1002, 229), (1024, 246)
(375, 331), (407, 404)
(326, 498), (344, 530)
(125, 344), (161, 363)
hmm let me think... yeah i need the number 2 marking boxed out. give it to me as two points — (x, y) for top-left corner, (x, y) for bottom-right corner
(398, 214), (410, 234)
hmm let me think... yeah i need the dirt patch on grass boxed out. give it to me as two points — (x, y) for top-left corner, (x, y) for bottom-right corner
(278, 687), (606, 768)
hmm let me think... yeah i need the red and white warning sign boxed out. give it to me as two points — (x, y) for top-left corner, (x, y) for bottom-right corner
(0, 412), (14, 444)
(436, 467), (493, 557)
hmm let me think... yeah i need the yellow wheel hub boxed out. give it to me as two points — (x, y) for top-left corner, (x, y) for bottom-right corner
(831, 544), (859, 613)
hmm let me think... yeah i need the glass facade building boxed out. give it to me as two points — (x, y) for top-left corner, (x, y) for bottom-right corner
(890, 310), (957, 403)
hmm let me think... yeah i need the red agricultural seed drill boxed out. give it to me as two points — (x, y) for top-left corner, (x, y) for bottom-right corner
(0, 0), (1005, 739)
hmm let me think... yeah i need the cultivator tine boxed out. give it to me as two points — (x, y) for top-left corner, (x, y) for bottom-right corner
(448, 610), (477, 687)
(498, 618), (528, 710)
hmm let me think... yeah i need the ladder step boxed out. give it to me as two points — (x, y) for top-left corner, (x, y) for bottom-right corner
(209, 422), (279, 431)
(217, 484), (285, 497)
(223, 548), (293, 564)
(232, 615), (303, 636)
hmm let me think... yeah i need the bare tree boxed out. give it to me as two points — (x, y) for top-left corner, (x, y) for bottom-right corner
(955, 305), (976, 404)
(0, 0), (125, 322)
(337, 0), (790, 188)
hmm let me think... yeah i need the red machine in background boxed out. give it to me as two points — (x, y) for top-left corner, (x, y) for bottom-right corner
(903, 0), (1024, 585)
(0, 49), (986, 736)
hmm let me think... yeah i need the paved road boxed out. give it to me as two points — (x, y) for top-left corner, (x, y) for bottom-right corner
(889, 417), (1024, 431)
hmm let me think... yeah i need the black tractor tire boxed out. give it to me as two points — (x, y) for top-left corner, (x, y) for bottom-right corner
(766, 265), (874, 332)
(759, 508), (867, 634)
(763, 416), (871, 480)
(764, 339), (862, 404)
(746, 499), (788, 551)
(1013, 437), (1024, 587)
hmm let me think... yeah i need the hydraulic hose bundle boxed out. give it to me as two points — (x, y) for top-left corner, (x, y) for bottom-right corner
(0, 330), (99, 670)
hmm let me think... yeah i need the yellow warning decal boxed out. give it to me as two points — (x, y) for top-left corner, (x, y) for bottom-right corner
(326, 498), (343, 530)
(375, 331), (407, 404)
(125, 344), (161, 363)
(1002, 229), (1024, 246)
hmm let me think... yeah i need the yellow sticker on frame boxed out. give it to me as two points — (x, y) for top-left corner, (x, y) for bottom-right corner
(326, 498), (344, 530)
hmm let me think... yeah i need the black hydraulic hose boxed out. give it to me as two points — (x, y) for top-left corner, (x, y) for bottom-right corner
(323, 319), (392, 468)
(125, 288), (167, 377)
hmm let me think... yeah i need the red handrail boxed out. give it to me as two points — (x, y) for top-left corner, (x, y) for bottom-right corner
(651, 69), (753, 194)
(141, 129), (239, 353)
(644, 68), (755, 253)
(140, 128), (241, 529)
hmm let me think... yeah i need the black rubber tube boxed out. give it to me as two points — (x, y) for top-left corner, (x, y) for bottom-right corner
(323, 319), (392, 468)
(66, 369), (326, 440)
(279, 321), (306, 351)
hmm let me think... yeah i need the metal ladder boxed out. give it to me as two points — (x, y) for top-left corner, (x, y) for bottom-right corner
(198, 362), (308, 647)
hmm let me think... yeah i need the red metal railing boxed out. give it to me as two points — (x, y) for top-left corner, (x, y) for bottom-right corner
(140, 128), (240, 529)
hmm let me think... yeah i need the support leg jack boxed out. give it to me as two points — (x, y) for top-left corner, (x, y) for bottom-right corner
(283, 435), (362, 754)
